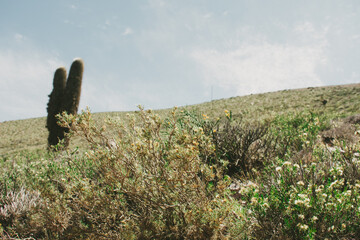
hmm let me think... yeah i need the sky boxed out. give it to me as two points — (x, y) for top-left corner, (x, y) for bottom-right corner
(0, 0), (359, 122)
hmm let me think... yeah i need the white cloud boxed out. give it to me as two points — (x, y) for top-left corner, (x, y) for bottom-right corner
(122, 27), (134, 36)
(191, 22), (329, 96)
(192, 41), (327, 96)
(148, 0), (166, 8)
(0, 49), (64, 121)
(14, 33), (25, 42)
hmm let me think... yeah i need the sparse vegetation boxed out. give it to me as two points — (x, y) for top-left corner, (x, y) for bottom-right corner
(0, 83), (360, 239)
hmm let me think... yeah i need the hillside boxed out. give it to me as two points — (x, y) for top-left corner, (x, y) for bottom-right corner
(1, 83), (360, 239)
(1, 83), (359, 156)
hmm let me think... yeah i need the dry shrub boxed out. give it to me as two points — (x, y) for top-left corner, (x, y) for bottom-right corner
(321, 121), (359, 146)
(52, 107), (232, 239)
(210, 120), (276, 178)
(0, 188), (45, 239)
(175, 110), (276, 178)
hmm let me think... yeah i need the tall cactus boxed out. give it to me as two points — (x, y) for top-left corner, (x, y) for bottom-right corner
(61, 59), (84, 148)
(46, 67), (67, 148)
(62, 59), (84, 115)
(46, 59), (84, 150)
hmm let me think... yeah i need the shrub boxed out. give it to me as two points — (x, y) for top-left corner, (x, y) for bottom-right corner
(270, 111), (329, 158)
(0, 188), (44, 239)
(210, 119), (276, 178)
(235, 126), (360, 239)
(38, 107), (234, 239)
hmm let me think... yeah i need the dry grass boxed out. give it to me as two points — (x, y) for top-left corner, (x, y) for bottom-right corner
(1, 83), (359, 155)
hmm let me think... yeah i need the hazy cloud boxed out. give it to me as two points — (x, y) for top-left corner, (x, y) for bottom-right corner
(0, 49), (64, 121)
(122, 27), (134, 36)
(14, 33), (25, 42)
(191, 23), (328, 95)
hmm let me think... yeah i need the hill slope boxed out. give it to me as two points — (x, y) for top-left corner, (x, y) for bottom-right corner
(1, 83), (359, 155)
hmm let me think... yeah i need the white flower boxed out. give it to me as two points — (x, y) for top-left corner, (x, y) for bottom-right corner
(250, 197), (257, 204)
(283, 161), (292, 166)
(329, 180), (338, 189)
(315, 185), (324, 193)
(276, 167), (282, 172)
(297, 224), (309, 231)
(312, 216), (318, 222)
(297, 181), (305, 186)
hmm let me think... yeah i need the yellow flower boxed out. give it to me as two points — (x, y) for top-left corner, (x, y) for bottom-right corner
(202, 114), (209, 120)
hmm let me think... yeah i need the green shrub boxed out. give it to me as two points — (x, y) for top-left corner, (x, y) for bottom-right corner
(235, 129), (360, 239)
(270, 111), (329, 158)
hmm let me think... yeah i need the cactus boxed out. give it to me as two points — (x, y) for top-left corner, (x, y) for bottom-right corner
(62, 59), (84, 115)
(46, 67), (67, 148)
(61, 59), (84, 148)
(46, 59), (84, 150)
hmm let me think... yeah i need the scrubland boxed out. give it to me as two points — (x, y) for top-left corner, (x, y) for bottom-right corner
(0, 84), (360, 239)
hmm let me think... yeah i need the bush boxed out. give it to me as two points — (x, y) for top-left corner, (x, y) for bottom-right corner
(0, 107), (237, 239)
(234, 117), (360, 239)
(0, 188), (44, 239)
(176, 109), (276, 178)
(211, 119), (276, 178)
(2, 108), (360, 239)
(270, 111), (329, 157)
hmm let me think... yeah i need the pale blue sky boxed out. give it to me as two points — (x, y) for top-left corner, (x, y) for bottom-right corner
(1, 0), (359, 121)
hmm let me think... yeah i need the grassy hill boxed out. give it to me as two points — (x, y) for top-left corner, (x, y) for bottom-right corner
(1, 83), (360, 239)
(1, 83), (359, 156)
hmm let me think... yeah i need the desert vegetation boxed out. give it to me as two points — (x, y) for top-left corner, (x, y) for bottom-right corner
(0, 84), (360, 239)
(46, 59), (84, 149)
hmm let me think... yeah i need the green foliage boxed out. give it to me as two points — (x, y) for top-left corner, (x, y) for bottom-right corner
(270, 111), (329, 157)
(238, 142), (360, 239)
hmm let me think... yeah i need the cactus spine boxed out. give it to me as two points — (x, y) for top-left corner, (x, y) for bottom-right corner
(46, 59), (84, 150)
